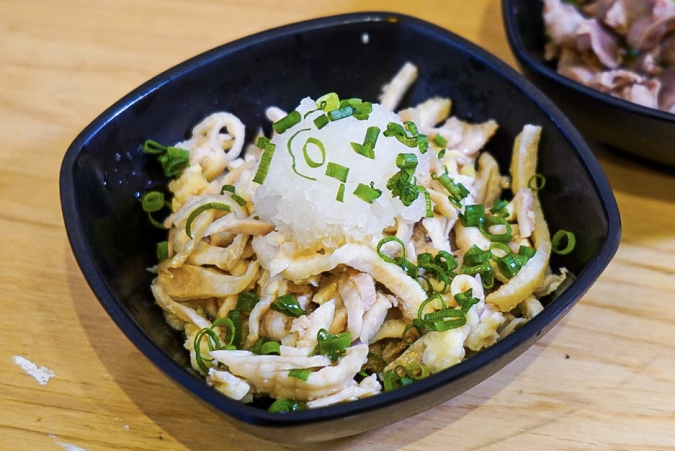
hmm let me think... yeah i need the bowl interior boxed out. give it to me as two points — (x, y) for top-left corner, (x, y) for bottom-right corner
(61, 12), (620, 442)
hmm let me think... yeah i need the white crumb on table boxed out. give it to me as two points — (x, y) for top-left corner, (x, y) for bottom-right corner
(12, 356), (55, 385)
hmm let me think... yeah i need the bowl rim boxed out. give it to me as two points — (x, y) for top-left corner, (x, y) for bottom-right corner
(501, 0), (675, 124)
(60, 10), (622, 432)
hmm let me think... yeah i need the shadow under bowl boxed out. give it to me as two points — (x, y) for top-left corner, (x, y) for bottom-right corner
(60, 11), (621, 443)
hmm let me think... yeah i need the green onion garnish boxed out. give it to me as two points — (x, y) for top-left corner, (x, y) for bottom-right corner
(316, 93), (340, 112)
(287, 128), (316, 181)
(353, 182), (382, 204)
(268, 399), (307, 413)
(156, 241), (169, 262)
(249, 337), (281, 355)
(350, 126), (380, 159)
(478, 215), (513, 243)
(387, 153), (420, 207)
(143, 140), (191, 177)
(252, 139), (276, 184)
(316, 328), (351, 361)
(419, 186), (434, 218)
(325, 162), (349, 182)
(270, 294), (306, 318)
(528, 173), (547, 191)
(519, 245), (536, 258)
(433, 173), (469, 208)
(328, 106), (354, 121)
(459, 204), (486, 227)
(185, 202), (231, 239)
(432, 134), (448, 147)
(273, 111), (301, 134)
(551, 229), (576, 255)
(236, 291), (260, 313)
(220, 184), (247, 206)
(288, 368), (312, 381)
(313, 114), (329, 129)
(490, 199), (510, 218)
(302, 137), (326, 168)
(336, 183), (345, 202)
(140, 191), (170, 229)
(376, 236), (406, 264)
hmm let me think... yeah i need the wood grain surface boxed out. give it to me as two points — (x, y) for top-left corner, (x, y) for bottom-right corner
(2, 0), (674, 449)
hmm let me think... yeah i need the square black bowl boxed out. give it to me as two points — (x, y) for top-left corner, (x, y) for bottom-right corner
(60, 12), (621, 443)
(502, 0), (675, 167)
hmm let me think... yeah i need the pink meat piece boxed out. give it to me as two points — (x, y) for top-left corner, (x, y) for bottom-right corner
(626, 0), (675, 50)
(575, 19), (622, 68)
(657, 67), (675, 111)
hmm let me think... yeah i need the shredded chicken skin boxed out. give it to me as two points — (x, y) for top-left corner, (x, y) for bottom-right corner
(147, 63), (567, 410)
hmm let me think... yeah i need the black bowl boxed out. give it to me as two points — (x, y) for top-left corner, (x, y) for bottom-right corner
(60, 12), (621, 443)
(502, 0), (675, 166)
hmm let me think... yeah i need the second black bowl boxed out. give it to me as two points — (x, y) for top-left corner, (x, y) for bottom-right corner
(502, 0), (675, 166)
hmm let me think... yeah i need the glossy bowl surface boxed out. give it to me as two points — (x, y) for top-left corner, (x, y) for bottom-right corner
(502, 0), (675, 166)
(60, 12), (621, 443)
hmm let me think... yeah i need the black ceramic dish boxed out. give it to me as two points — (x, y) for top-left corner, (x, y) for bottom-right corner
(502, 0), (675, 167)
(60, 12), (620, 443)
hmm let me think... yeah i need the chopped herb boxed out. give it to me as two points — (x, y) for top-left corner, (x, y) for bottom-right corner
(273, 111), (301, 134)
(353, 182), (382, 203)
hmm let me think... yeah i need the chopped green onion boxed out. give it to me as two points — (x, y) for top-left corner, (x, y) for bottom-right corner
(336, 183), (345, 202)
(252, 140), (276, 184)
(528, 173), (547, 191)
(433, 173), (469, 208)
(156, 241), (169, 262)
(459, 204), (486, 227)
(490, 199), (510, 218)
(287, 128), (315, 181)
(387, 153), (420, 207)
(350, 126), (380, 159)
(141, 191), (167, 212)
(464, 245), (492, 266)
(316, 93), (340, 112)
(552, 229), (576, 255)
(220, 184), (247, 206)
(328, 106), (354, 121)
(405, 363), (430, 380)
(302, 137), (326, 168)
(249, 337), (280, 355)
(143, 140), (191, 177)
(435, 250), (459, 274)
(376, 236), (406, 264)
(495, 252), (529, 279)
(268, 399), (306, 413)
(353, 182), (382, 204)
(236, 291), (260, 313)
(432, 134), (448, 147)
(288, 368), (312, 381)
(313, 114), (329, 129)
(270, 294), (306, 318)
(479, 215), (513, 243)
(316, 328), (351, 361)
(326, 162), (349, 182)
(454, 289), (480, 313)
(185, 202), (231, 239)
(273, 111), (301, 134)
(140, 191), (170, 229)
(419, 186), (434, 218)
(343, 99), (373, 120)
(519, 245), (536, 258)
(260, 340), (281, 355)
(142, 140), (166, 154)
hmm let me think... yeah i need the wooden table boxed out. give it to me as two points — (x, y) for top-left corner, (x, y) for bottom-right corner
(2, 1), (674, 449)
